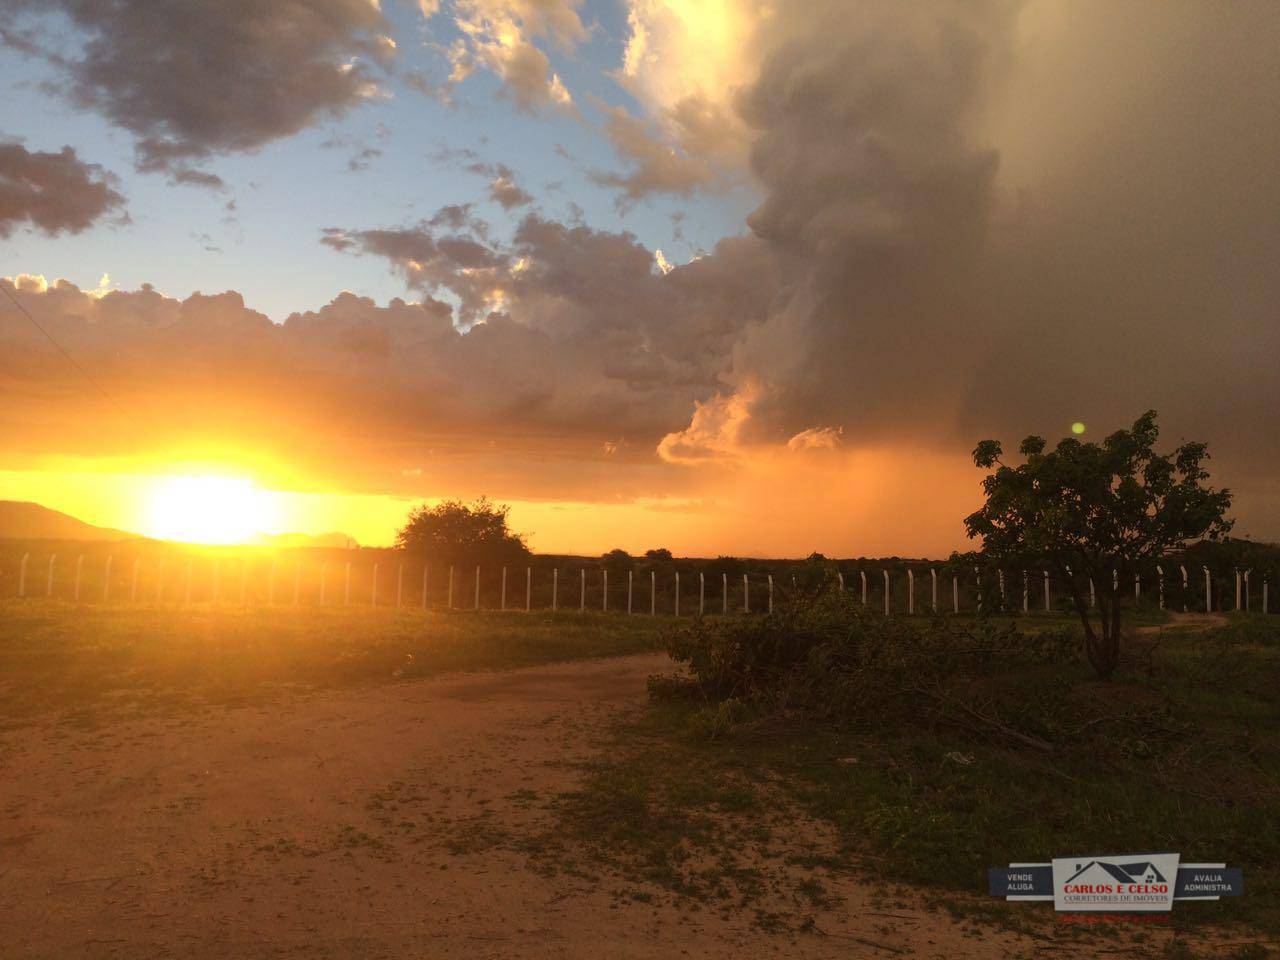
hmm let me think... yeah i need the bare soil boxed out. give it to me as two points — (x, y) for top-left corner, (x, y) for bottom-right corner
(0, 651), (1244, 958)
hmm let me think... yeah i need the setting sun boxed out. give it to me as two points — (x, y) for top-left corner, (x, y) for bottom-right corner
(143, 476), (278, 544)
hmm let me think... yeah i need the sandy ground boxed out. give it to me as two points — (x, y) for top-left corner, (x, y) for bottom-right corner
(0, 651), (1237, 959)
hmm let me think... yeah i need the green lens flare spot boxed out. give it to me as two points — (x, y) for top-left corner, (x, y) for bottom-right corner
(1071, 421), (1086, 435)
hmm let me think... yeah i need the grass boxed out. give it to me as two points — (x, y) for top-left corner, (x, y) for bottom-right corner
(552, 613), (1280, 946)
(0, 600), (662, 727)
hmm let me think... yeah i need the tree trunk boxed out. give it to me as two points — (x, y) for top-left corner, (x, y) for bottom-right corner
(1083, 594), (1121, 679)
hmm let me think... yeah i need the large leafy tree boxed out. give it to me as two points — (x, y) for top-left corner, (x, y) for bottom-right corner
(396, 497), (530, 565)
(964, 411), (1232, 678)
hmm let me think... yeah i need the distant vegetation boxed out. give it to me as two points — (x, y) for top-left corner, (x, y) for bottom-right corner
(396, 496), (530, 565)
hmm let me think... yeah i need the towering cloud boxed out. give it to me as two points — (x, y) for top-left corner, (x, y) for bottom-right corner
(0, 143), (125, 236)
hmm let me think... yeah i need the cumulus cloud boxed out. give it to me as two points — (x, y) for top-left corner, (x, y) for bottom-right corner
(588, 102), (718, 206)
(0, 142), (126, 236)
(1, 0), (395, 183)
(439, 0), (585, 113)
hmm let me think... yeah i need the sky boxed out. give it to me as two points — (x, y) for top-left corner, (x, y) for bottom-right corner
(0, 0), (1277, 555)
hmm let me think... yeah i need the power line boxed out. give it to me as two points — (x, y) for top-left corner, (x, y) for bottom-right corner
(0, 279), (139, 427)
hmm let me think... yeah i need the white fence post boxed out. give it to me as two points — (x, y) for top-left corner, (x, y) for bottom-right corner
(17, 553), (28, 597)
(1242, 570), (1251, 612)
(1203, 566), (1212, 612)
(1235, 569), (1242, 611)
(675, 572), (681, 616)
(397, 564), (404, 608)
(579, 569), (585, 612)
(501, 566), (508, 611)
(47, 554), (56, 597)
(552, 568), (558, 611)
(699, 572), (705, 615)
(526, 567), (532, 611)
(860, 570), (867, 605)
(742, 573), (748, 613)
(767, 574), (773, 614)
(1179, 564), (1188, 612)
(952, 575), (959, 614)
(931, 568), (938, 612)
(474, 565), (480, 611)
(883, 570), (890, 616)
(602, 570), (608, 612)
(907, 569), (915, 615)
(1134, 572), (1141, 603)
(75, 554), (84, 602)
(1043, 570), (1050, 612)
(838, 571), (845, 593)
(722, 573), (727, 613)
(103, 555), (113, 602)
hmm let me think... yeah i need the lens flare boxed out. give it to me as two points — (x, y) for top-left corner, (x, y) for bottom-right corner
(1071, 422), (1086, 435)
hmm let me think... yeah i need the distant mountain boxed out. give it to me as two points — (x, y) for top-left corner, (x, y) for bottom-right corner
(0, 501), (138, 542)
(255, 531), (360, 549)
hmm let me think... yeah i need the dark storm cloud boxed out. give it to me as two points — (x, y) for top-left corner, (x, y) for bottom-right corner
(0, 142), (125, 236)
(0, 0), (394, 183)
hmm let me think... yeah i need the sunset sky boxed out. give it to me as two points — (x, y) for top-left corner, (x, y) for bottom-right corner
(1, 0), (1277, 555)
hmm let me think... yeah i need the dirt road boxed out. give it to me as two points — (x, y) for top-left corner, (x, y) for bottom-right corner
(0, 652), (1220, 958)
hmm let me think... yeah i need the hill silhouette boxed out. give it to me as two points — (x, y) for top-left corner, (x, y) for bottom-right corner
(0, 501), (138, 542)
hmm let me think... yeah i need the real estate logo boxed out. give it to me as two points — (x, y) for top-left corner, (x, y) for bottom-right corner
(989, 853), (1242, 913)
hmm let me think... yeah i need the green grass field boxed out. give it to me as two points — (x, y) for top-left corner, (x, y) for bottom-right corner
(553, 612), (1280, 947)
(0, 601), (663, 728)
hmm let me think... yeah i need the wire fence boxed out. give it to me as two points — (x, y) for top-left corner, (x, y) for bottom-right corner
(0, 545), (1273, 616)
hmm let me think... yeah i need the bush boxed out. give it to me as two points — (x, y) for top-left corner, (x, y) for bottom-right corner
(653, 592), (1077, 742)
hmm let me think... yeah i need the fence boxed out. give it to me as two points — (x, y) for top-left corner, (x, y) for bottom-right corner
(1, 548), (1274, 616)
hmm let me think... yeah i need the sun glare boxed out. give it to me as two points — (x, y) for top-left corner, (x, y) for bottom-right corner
(144, 476), (277, 544)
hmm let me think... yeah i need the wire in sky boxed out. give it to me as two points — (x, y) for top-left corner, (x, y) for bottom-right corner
(0, 278), (140, 428)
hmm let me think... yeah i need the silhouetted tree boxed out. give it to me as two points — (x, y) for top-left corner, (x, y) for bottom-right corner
(396, 497), (530, 565)
(601, 549), (634, 576)
(965, 410), (1232, 678)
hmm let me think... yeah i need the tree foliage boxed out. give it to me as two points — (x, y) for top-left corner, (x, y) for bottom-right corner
(964, 410), (1233, 677)
(396, 497), (530, 565)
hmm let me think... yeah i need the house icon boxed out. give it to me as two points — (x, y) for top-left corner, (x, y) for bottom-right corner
(1067, 861), (1167, 885)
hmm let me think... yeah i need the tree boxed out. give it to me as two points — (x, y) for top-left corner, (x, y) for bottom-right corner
(396, 497), (530, 565)
(601, 549), (634, 576)
(964, 411), (1232, 678)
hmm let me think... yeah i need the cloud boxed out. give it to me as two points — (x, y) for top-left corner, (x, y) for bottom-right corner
(0, 142), (126, 237)
(444, 0), (585, 113)
(2, 0), (395, 183)
(487, 171), (533, 209)
(587, 102), (717, 206)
